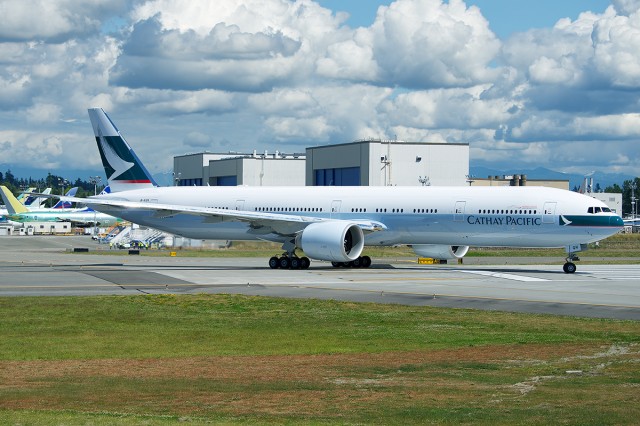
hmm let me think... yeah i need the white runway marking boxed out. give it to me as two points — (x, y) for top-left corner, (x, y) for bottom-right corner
(456, 269), (550, 282)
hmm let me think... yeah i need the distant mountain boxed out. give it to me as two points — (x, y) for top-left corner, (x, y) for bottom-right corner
(469, 166), (634, 192)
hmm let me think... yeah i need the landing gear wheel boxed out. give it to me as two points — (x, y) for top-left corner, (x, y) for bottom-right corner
(279, 256), (291, 269)
(290, 257), (301, 269)
(351, 257), (362, 268)
(300, 257), (311, 269)
(361, 256), (372, 268)
(563, 262), (576, 274)
(268, 256), (279, 269)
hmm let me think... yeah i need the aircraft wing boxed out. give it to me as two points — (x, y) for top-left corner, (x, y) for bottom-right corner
(51, 195), (387, 236)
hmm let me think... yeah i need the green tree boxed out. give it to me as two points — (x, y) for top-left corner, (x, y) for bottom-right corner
(618, 178), (640, 217)
(604, 183), (623, 193)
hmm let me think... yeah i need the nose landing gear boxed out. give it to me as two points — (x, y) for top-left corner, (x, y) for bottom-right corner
(563, 245), (585, 274)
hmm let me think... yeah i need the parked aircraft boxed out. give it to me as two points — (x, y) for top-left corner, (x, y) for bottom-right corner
(1, 187), (37, 217)
(52, 108), (624, 273)
(0, 186), (121, 227)
(16, 187), (36, 205)
(23, 188), (53, 209)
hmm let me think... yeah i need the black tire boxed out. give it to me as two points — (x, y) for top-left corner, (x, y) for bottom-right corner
(269, 256), (279, 269)
(351, 257), (362, 268)
(290, 257), (301, 269)
(300, 257), (311, 269)
(563, 262), (576, 274)
(331, 261), (341, 267)
(279, 256), (291, 269)
(361, 255), (372, 268)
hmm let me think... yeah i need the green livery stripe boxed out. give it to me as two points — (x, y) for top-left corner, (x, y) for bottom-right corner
(561, 215), (624, 227)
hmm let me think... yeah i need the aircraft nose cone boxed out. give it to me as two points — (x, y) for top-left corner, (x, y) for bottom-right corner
(610, 216), (624, 227)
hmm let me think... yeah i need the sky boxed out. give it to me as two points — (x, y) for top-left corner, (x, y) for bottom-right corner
(1, 0), (639, 182)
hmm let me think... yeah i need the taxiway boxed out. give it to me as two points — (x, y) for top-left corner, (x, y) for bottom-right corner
(0, 236), (638, 320)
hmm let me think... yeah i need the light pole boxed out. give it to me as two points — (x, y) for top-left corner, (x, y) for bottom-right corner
(632, 182), (637, 220)
(89, 176), (102, 196)
(59, 178), (68, 196)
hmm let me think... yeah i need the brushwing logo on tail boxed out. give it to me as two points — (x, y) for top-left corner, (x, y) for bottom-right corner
(97, 128), (134, 181)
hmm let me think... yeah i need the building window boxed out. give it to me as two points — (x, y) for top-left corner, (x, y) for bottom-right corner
(215, 176), (238, 186)
(178, 178), (203, 186)
(314, 167), (360, 186)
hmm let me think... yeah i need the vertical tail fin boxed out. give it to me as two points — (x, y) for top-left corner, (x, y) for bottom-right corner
(88, 108), (158, 192)
(52, 187), (78, 209)
(25, 187), (52, 209)
(0, 186), (30, 215)
(17, 187), (36, 205)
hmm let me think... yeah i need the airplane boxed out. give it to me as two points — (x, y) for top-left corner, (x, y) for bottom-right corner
(0, 186), (122, 228)
(1, 187), (37, 216)
(1, 187), (78, 216)
(23, 188), (52, 209)
(16, 187), (36, 205)
(49, 107), (623, 273)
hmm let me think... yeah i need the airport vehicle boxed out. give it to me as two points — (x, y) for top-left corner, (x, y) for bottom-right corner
(54, 108), (624, 272)
(0, 186), (121, 227)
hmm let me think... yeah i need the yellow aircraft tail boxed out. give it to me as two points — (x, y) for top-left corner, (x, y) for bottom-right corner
(0, 186), (30, 215)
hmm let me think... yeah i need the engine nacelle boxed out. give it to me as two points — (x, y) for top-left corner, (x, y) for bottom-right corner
(412, 244), (469, 260)
(297, 222), (365, 262)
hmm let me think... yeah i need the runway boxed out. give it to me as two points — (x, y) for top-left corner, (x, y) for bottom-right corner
(1, 235), (639, 320)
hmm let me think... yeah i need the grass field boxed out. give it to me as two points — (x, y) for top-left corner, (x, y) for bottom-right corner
(1, 295), (639, 424)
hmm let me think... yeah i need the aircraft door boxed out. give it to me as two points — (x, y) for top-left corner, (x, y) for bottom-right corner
(454, 201), (466, 222)
(542, 202), (556, 224)
(235, 200), (245, 211)
(331, 200), (342, 218)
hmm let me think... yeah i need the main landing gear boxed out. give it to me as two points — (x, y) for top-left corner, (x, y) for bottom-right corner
(331, 256), (372, 268)
(269, 254), (311, 270)
(268, 239), (310, 270)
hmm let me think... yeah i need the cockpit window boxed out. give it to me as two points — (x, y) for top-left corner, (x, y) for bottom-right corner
(588, 206), (610, 214)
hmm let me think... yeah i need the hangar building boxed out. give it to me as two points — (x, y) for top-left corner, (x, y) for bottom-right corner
(305, 139), (469, 186)
(173, 139), (470, 187)
(174, 151), (306, 186)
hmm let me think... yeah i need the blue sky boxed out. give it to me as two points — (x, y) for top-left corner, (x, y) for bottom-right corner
(318, 0), (611, 37)
(0, 0), (639, 183)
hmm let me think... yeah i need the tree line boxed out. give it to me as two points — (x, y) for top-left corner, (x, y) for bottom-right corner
(0, 171), (104, 207)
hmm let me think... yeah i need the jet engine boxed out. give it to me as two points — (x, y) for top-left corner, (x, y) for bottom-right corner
(297, 221), (364, 262)
(412, 244), (469, 260)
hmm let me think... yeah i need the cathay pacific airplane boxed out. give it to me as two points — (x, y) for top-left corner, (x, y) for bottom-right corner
(53, 108), (623, 273)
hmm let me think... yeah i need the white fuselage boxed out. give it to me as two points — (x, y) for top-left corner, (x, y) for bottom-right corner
(88, 185), (622, 248)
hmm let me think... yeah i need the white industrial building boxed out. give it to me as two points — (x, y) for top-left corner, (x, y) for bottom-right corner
(469, 175), (570, 190)
(173, 151), (306, 186)
(173, 139), (470, 187)
(589, 192), (622, 215)
(305, 139), (469, 186)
